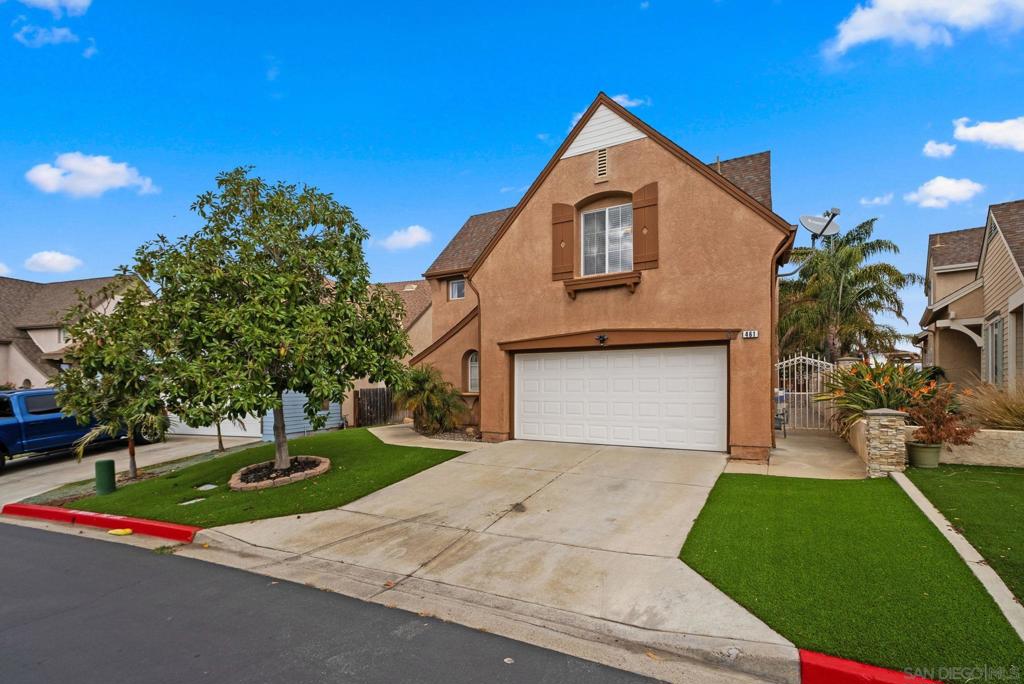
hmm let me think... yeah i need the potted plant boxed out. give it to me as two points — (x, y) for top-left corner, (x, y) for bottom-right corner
(905, 385), (977, 468)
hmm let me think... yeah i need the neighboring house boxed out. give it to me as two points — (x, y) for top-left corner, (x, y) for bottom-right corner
(410, 93), (795, 460)
(0, 276), (123, 389)
(339, 279), (432, 425)
(916, 199), (1024, 390)
(172, 278), (433, 439)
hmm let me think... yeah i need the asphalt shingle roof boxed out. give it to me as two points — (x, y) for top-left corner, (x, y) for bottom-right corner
(708, 151), (772, 210)
(381, 279), (431, 329)
(990, 199), (1024, 273)
(927, 227), (985, 270)
(0, 275), (121, 379)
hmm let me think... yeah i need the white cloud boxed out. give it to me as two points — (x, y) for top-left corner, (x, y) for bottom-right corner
(860, 192), (894, 206)
(536, 132), (550, 142)
(13, 24), (77, 47)
(26, 152), (158, 198)
(954, 116), (1024, 152)
(17, 0), (92, 18)
(81, 36), (96, 58)
(923, 140), (956, 158)
(24, 250), (82, 273)
(640, 1), (650, 9)
(266, 65), (280, 81)
(825, 0), (1024, 57)
(380, 225), (431, 250)
(904, 176), (984, 208)
(611, 93), (651, 108)
(0, 262), (10, 277)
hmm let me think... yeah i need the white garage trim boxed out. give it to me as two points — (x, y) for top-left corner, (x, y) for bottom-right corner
(514, 345), (728, 451)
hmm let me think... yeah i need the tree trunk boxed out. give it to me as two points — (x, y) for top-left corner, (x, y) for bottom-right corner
(272, 396), (290, 470)
(127, 435), (138, 480)
(216, 421), (224, 452)
(826, 326), (841, 364)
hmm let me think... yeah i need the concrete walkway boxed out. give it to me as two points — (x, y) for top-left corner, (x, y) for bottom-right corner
(0, 435), (257, 505)
(368, 424), (488, 451)
(725, 429), (865, 479)
(181, 437), (798, 683)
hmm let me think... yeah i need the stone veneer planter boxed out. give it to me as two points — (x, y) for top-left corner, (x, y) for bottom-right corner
(903, 426), (1024, 468)
(228, 456), (331, 491)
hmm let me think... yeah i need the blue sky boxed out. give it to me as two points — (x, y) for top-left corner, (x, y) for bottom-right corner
(2, 1), (1022, 337)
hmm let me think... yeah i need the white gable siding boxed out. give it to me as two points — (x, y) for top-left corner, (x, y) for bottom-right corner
(561, 105), (647, 159)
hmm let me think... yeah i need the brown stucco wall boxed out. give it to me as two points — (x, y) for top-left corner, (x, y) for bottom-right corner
(429, 277), (477, 339)
(422, 137), (788, 458)
(931, 269), (978, 302)
(934, 327), (981, 387)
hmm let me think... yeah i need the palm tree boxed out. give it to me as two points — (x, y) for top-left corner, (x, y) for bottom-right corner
(779, 218), (921, 362)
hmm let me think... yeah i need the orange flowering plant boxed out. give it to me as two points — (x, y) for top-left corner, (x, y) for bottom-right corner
(816, 360), (938, 433)
(907, 385), (977, 446)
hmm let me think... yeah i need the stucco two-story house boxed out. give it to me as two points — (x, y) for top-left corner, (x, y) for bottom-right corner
(0, 275), (122, 389)
(916, 199), (1024, 389)
(410, 93), (795, 461)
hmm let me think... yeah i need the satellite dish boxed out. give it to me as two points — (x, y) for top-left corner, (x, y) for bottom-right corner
(799, 214), (840, 237)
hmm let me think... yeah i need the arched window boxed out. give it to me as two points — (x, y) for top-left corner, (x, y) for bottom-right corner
(465, 351), (480, 393)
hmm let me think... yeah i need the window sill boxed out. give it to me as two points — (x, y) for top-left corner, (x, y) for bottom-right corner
(563, 271), (642, 300)
(461, 392), (480, 397)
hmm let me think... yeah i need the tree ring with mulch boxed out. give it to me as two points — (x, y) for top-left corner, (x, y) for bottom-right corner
(228, 456), (330, 491)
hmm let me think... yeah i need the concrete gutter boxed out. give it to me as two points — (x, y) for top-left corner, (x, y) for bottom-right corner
(891, 472), (1024, 641)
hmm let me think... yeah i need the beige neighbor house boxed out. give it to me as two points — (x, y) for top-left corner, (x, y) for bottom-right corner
(409, 93), (795, 461)
(0, 275), (123, 389)
(917, 199), (1024, 389)
(339, 279), (432, 426)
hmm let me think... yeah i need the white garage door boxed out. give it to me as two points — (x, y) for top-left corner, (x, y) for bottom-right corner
(167, 414), (264, 438)
(514, 346), (727, 451)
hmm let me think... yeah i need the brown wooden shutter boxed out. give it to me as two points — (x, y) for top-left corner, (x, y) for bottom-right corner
(552, 203), (575, 280)
(633, 182), (658, 270)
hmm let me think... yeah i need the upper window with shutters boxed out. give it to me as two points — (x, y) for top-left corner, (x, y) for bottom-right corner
(582, 204), (633, 276)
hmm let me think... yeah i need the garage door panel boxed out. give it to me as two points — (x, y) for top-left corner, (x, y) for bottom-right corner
(515, 346), (727, 452)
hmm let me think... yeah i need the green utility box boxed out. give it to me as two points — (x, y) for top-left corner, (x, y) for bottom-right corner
(95, 459), (116, 495)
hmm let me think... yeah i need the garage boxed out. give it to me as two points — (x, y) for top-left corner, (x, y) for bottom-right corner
(514, 345), (728, 451)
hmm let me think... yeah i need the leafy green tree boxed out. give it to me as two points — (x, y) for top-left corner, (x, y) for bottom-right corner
(135, 167), (410, 470)
(779, 218), (921, 362)
(395, 365), (468, 435)
(52, 278), (169, 479)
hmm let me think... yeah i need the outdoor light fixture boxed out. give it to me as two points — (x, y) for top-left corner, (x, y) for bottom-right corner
(595, 334), (608, 346)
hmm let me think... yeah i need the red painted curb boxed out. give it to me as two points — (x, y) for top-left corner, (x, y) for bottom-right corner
(801, 650), (941, 684)
(2, 503), (201, 543)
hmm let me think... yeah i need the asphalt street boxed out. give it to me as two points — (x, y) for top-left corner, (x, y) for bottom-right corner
(0, 523), (652, 684)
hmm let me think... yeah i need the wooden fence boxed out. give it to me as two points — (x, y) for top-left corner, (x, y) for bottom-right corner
(352, 387), (407, 427)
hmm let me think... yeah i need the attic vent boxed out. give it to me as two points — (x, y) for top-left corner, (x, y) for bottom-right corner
(596, 148), (608, 178)
(403, 284), (417, 291)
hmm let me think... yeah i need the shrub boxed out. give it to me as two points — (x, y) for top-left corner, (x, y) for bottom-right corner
(961, 382), (1024, 430)
(817, 360), (937, 433)
(395, 365), (468, 435)
(907, 385), (977, 445)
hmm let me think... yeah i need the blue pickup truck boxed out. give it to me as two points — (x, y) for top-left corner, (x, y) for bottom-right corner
(0, 388), (115, 470)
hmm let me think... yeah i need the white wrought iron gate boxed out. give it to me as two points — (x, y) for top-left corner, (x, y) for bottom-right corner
(775, 353), (835, 430)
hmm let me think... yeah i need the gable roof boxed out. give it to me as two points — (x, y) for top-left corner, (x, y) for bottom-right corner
(424, 146), (778, 280)
(927, 226), (985, 270)
(465, 93), (792, 279)
(425, 208), (514, 277)
(381, 279), (431, 329)
(990, 199), (1024, 273)
(0, 275), (122, 379)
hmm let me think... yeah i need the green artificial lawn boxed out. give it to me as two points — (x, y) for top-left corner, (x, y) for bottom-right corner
(680, 474), (1024, 681)
(70, 428), (462, 528)
(908, 464), (1024, 602)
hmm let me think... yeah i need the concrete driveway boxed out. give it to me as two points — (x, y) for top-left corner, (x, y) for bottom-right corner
(192, 438), (797, 683)
(0, 435), (257, 505)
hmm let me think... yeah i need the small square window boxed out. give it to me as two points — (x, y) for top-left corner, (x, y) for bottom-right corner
(448, 278), (466, 300)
